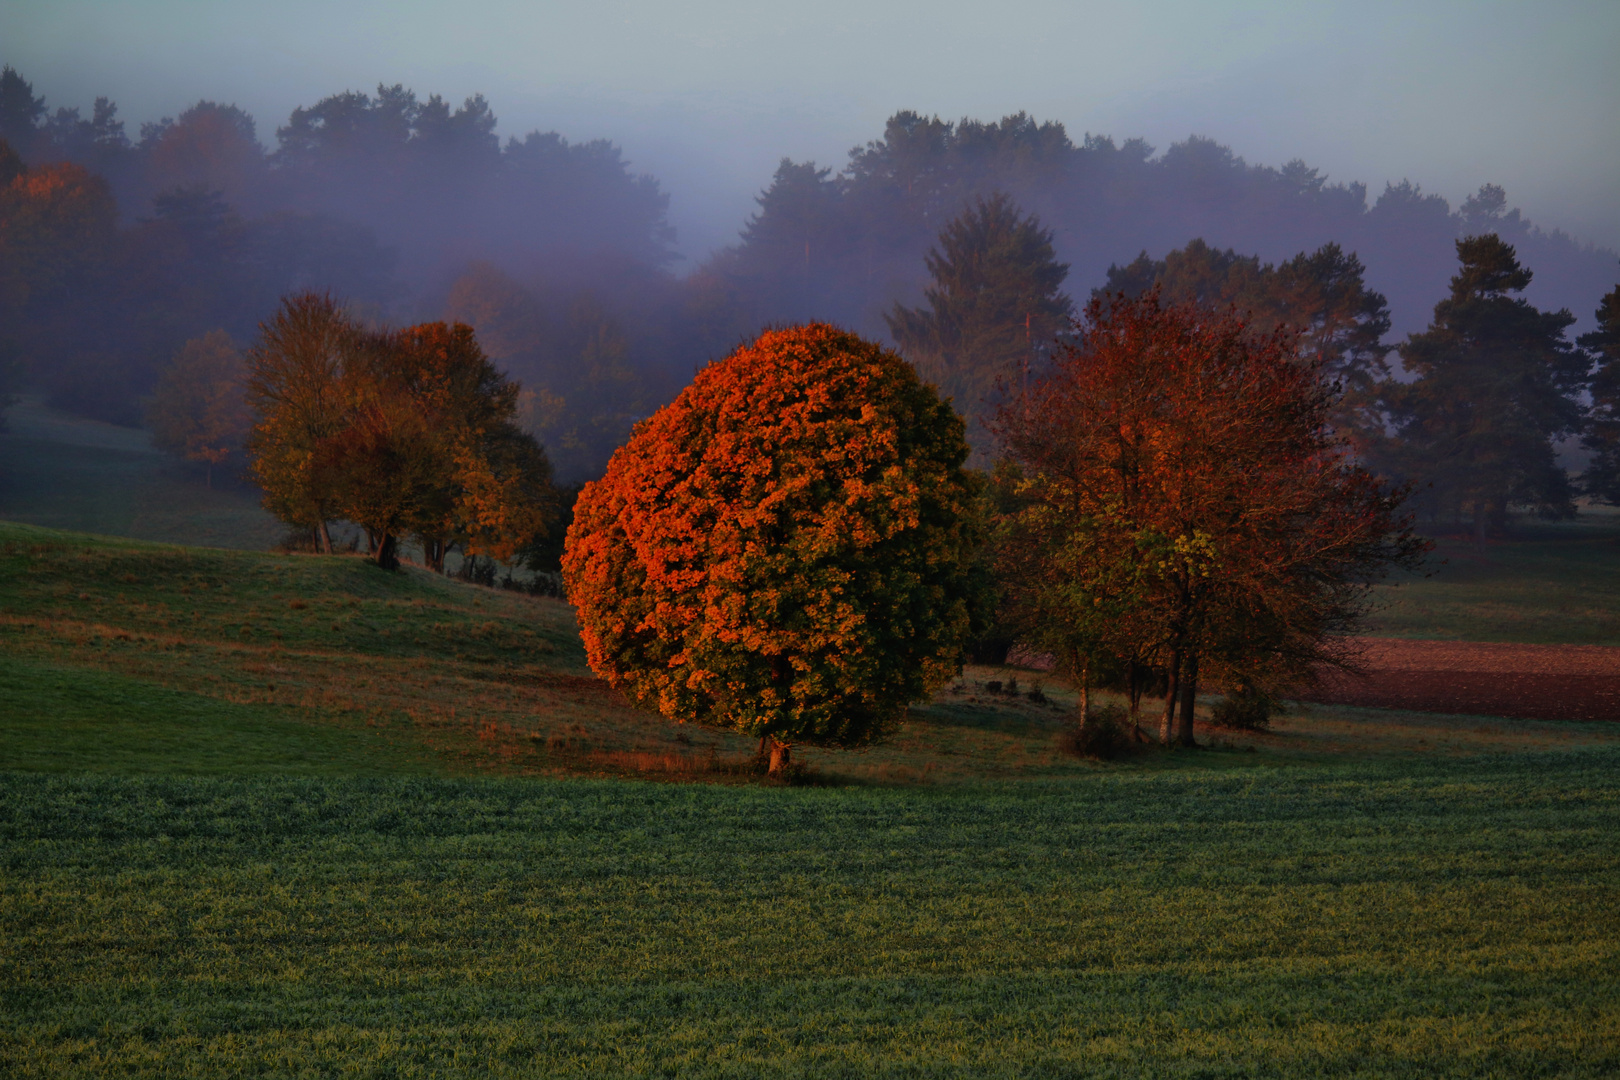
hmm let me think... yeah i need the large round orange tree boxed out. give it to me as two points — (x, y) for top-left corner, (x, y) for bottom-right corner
(563, 323), (980, 768)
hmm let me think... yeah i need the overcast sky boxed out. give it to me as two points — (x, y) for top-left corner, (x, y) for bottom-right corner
(5, 0), (1617, 264)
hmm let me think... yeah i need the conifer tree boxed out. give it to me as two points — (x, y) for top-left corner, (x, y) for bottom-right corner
(1579, 280), (1620, 504)
(1382, 236), (1588, 543)
(886, 193), (1071, 442)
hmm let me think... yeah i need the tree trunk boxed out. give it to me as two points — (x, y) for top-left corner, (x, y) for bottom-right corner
(1473, 500), (1488, 552)
(374, 532), (399, 570)
(317, 519), (333, 555)
(1160, 646), (1180, 744)
(768, 740), (792, 777)
(424, 538), (445, 574)
(1177, 649), (1198, 747)
(1127, 660), (1144, 742)
(1078, 656), (1090, 728)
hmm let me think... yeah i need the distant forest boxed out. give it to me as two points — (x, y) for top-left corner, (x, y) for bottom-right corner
(1, 65), (1616, 482)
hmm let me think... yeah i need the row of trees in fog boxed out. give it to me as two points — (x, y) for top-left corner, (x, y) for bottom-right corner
(3, 63), (1618, 519)
(0, 65), (675, 461)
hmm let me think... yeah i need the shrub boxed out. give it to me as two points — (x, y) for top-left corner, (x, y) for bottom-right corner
(1212, 687), (1275, 730)
(1056, 704), (1131, 760)
(563, 323), (980, 759)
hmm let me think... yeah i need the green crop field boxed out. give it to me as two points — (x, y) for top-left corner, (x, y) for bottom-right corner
(1366, 508), (1620, 646)
(5, 755), (1618, 1078)
(3, 474), (1620, 1073)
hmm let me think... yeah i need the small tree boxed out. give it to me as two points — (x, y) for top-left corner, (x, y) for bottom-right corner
(147, 330), (251, 487)
(563, 323), (981, 772)
(996, 290), (1425, 747)
(245, 293), (357, 552)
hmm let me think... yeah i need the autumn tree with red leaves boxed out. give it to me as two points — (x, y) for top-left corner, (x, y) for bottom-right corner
(563, 323), (981, 772)
(995, 290), (1425, 746)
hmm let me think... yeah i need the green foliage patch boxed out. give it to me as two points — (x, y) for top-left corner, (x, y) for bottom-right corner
(3, 755), (1617, 1076)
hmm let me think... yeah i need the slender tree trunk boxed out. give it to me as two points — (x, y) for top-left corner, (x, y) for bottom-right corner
(1473, 501), (1488, 552)
(374, 532), (399, 570)
(1126, 659), (1142, 741)
(1177, 649), (1198, 747)
(1160, 646), (1181, 745)
(1078, 656), (1090, 729)
(317, 519), (333, 555)
(206, 463), (213, 490)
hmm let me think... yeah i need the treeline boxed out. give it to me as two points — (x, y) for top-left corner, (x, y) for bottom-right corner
(870, 190), (1620, 535)
(3, 63), (1618, 491)
(0, 65), (680, 468)
(699, 113), (1617, 343)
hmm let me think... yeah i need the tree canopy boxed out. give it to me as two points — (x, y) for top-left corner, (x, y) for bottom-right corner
(1100, 238), (1393, 445)
(994, 290), (1425, 745)
(1381, 235), (1588, 541)
(563, 324), (980, 768)
(246, 293), (554, 567)
(886, 193), (1072, 443)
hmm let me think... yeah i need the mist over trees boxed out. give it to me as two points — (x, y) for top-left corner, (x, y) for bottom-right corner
(709, 113), (1616, 343)
(0, 65), (677, 449)
(2, 63), (1617, 502)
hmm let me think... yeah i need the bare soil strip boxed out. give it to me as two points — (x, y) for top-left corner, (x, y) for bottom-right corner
(1307, 638), (1620, 721)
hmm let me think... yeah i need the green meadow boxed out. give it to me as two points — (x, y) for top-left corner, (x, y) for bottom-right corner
(3, 399), (1620, 1075)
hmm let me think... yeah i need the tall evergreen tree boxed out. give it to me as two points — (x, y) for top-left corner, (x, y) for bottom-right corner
(886, 193), (1071, 441)
(1382, 235), (1587, 543)
(1579, 279), (1620, 504)
(0, 66), (46, 153)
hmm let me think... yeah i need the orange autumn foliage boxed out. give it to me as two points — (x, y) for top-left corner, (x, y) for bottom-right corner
(563, 323), (981, 748)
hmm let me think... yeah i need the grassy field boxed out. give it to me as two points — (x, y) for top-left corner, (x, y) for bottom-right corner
(1366, 509), (1620, 645)
(5, 754), (1618, 1077)
(0, 397), (282, 551)
(3, 515), (1619, 1073)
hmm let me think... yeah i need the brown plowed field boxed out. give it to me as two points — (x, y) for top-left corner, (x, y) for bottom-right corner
(1306, 638), (1620, 722)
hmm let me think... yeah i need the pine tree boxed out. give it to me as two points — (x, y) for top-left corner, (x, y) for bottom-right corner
(886, 193), (1071, 442)
(1382, 235), (1587, 543)
(1580, 279), (1620, 504)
